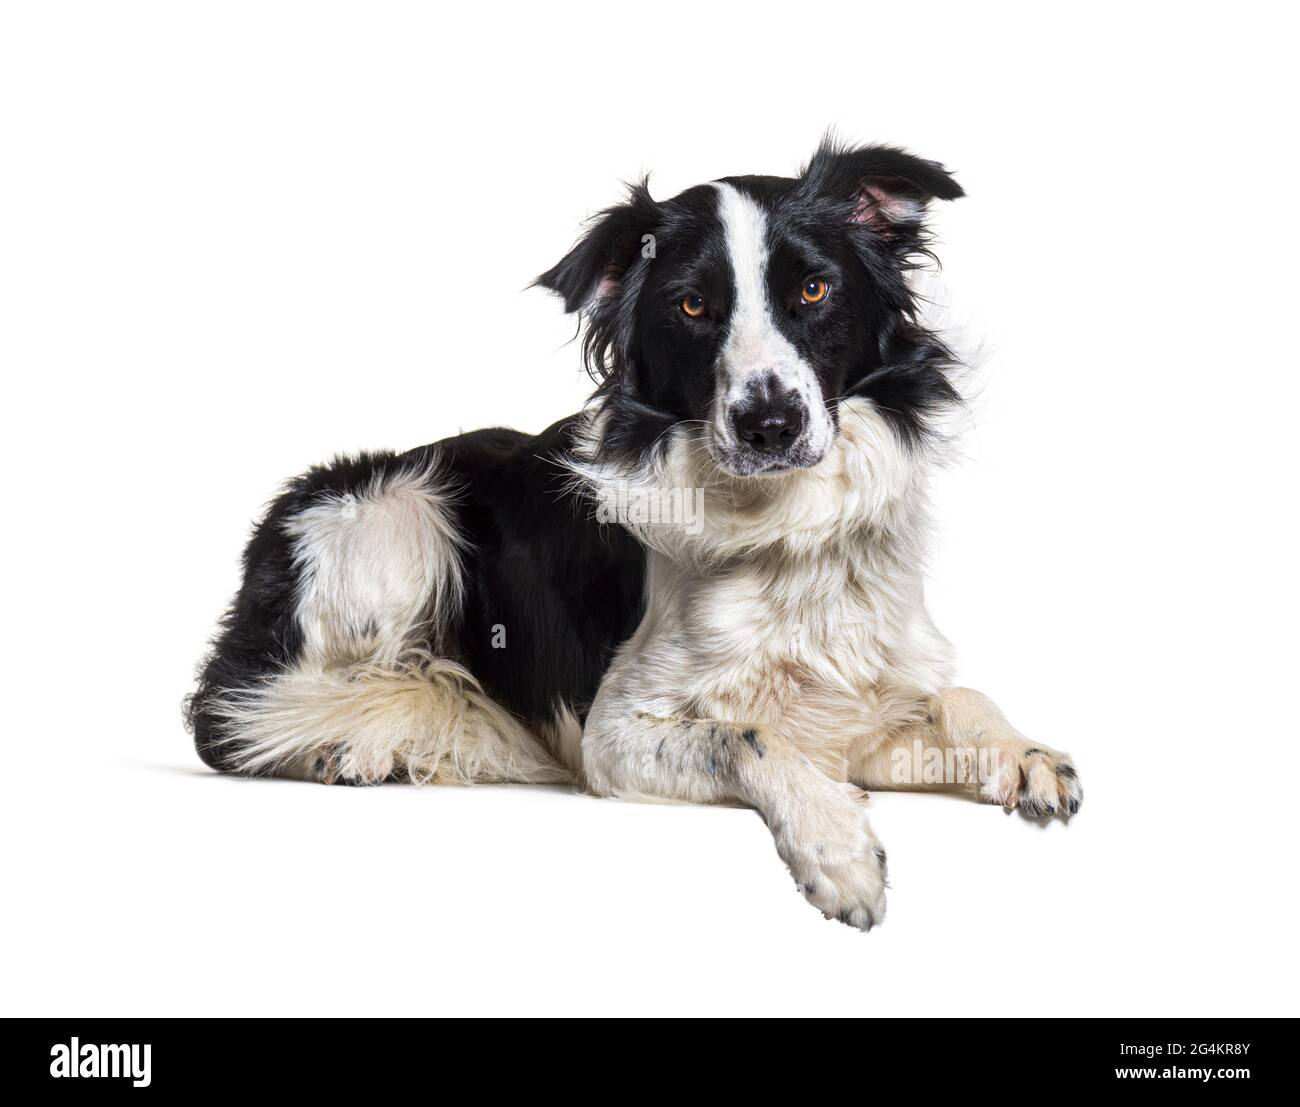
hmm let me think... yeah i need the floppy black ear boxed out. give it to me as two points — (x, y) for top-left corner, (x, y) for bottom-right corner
(535, 180), (660, 313)
(799, 139), (963, 237)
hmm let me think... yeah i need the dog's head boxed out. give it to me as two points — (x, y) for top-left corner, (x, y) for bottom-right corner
(538, 139), (963, 479)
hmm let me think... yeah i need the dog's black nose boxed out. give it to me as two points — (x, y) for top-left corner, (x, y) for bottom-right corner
(733, 402), (805, 453)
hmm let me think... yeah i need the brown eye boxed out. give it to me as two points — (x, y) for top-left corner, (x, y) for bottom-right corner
(681, 293), (706, 318)
(801, 277), (829, 304)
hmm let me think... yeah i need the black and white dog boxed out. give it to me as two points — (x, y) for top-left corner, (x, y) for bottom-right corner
(188, 140), (1081, 930)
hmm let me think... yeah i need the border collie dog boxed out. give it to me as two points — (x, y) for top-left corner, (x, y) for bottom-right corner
(187, 140), (1081, 929)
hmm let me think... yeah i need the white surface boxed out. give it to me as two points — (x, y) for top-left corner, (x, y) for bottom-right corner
(2, 1), (1296, 1016)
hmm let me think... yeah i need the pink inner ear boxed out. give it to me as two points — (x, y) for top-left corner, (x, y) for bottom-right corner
(594, 274), (621, 301)
(851, 181), (924, 231)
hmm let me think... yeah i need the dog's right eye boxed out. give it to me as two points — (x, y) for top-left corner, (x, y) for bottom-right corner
(681, 294), (706, 318)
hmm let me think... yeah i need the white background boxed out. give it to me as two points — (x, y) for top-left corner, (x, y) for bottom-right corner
(2, 1), (1296, 1017)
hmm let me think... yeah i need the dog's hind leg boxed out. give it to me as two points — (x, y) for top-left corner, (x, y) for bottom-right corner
(186, 451), (568, 786)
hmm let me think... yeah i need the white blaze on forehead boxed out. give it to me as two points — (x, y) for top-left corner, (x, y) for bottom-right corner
(714, 181), (780, 371)
(709, 182), (833, 458)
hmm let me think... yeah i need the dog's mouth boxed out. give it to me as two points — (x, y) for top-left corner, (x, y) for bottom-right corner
(708, 434), (829, 478)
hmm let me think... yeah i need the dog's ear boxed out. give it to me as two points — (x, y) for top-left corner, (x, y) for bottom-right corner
(799, 139), (963, 237)
(535, 180), (660, 313)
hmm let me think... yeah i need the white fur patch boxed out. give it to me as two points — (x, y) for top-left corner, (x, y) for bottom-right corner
(284, 460), (465, 667)
(709, 182), (834, 465)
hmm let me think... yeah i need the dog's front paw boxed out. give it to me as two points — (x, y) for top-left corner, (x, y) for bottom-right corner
(771, 780), (887, 931)
(982, 745), (1082, 818)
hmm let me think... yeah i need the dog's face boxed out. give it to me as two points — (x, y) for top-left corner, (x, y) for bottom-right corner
(539, 141), (963, 477)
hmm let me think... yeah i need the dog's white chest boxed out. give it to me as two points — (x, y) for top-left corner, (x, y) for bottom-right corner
(639, 545), (946, 771)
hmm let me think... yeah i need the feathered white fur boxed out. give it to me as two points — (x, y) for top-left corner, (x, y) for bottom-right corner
(210, 650), (569, 784)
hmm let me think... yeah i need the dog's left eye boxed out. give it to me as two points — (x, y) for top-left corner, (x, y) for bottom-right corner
(801, 278), (829, 305)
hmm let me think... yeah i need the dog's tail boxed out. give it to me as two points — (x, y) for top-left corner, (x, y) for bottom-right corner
(198, 650), (568, 784)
